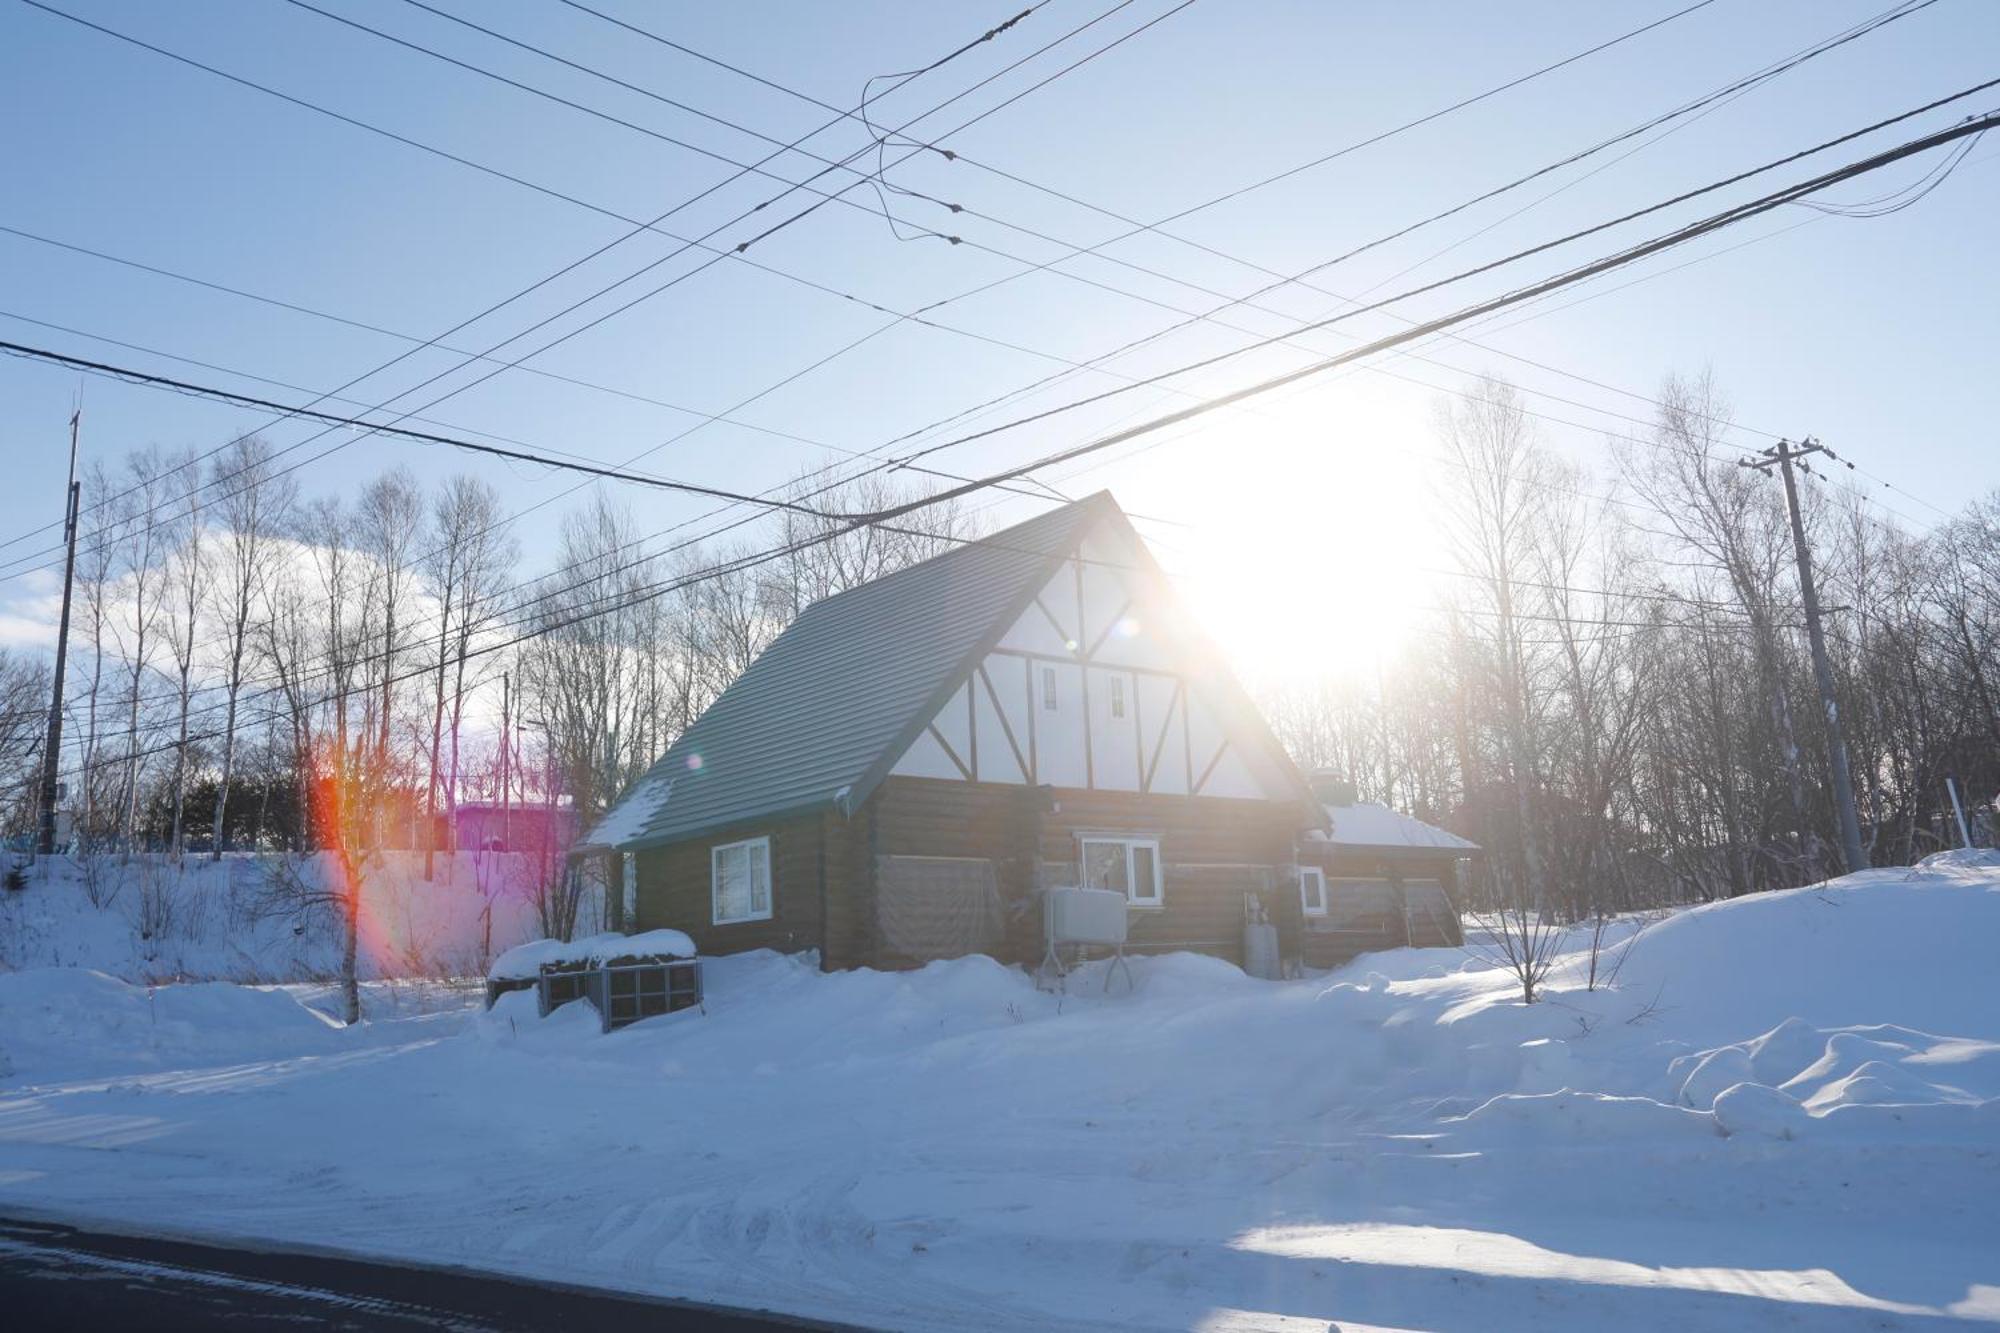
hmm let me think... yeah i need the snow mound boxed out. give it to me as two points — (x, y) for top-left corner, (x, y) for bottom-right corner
(1711, 1081), (1810, 1140)
(0, 968), (341, 1082)
(1917, 846), (2000, 870)
(1602, 863), (2000, 1044)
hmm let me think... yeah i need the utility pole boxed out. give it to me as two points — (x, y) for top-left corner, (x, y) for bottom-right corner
(1741, 437), (1867, 875)
(499, 670), (510, 853)
(36, 409), (82, 857)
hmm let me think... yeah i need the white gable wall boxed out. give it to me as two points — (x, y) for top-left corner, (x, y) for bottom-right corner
(890, 523), (1295, 804)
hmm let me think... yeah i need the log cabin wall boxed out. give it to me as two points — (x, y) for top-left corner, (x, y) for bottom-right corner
(1286, 846), (1467, 968)
(628, 782), (1308, 971)
(632, 811), (839, 962)
(866, 775), (1302, 967)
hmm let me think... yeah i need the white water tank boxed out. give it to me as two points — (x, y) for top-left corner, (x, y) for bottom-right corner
(1045, 886), (1129, 946)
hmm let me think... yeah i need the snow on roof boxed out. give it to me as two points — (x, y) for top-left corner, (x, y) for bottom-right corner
(489, 929), (697, 981)
(576, 774), (674, 853)
(1306, 801), (1479, 853)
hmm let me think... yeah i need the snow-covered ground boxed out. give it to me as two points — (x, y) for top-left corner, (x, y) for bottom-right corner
(0, 852), (552, 983)
(2, 855), (1997, 1330)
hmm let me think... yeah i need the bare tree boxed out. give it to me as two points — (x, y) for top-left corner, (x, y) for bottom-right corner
(161, 448), (211, 860)
(109, 448), (174, 857)
(207, 436), (296, 858)
(421, 474), (514, 879)
(0, 650), (50, 836)
(1437, 376), (1554, 997)
(1623, 374), (1819, 881)
(355, 468), (426, 853)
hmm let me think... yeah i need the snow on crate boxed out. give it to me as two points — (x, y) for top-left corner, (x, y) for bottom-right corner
(487, 929), (696, 982)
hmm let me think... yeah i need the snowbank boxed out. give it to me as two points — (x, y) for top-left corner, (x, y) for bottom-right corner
(0, 968), (340, 1081)
(0, 852), (558, 984)
(2, 856), (1997, 1331)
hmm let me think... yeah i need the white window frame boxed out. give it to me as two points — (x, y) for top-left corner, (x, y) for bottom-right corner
(1298, 865), (1328, 918)
(1109, 674), (1126, 720)
(1079, 835), (1164, 909)
(711, 835), (773, 925)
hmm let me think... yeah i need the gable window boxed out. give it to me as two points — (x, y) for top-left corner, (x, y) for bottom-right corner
(1042, 666), (1058, 710)
(1299, 865), (1328, 918)
(1109, 675), (1126, 719)
(1080, 836), (1163, 908)
(711, 835), (772, 925)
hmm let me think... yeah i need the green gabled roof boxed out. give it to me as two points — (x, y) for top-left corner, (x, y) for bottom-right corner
(579, 493), (1114, 852)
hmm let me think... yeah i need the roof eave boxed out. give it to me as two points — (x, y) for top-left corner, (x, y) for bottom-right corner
(597, 794), (848, 854)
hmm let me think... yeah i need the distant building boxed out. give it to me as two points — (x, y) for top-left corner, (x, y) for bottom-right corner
(437, 801), (578, 862)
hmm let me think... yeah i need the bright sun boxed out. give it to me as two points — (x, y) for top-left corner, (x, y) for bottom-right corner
(1111, 381), (1445, 689)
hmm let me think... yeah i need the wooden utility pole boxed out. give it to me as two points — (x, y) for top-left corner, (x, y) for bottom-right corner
(499, 670), (511, 852)
(1741, 437), (1867, 875)
(36, 410), (82, 857)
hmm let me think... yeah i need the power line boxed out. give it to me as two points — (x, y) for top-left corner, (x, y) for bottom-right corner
(0, 341), (900, 517)
(11, 89), (1984, 644)
(2, 0), (1733, 575)
(0, 0), (1845, 594)
(4, 0), (1071, 553)
(24, 103), (1993, 769)
(877, 93), (2000, 475)
(0, 0), (1210, 673)
(538, 0), (1780, 458)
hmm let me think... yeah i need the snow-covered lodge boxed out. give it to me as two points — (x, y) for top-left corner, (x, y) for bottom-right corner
(581, 492), (1472, 973)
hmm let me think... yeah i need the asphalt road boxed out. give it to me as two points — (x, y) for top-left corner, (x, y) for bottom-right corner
(0, 1217), (871, 1331)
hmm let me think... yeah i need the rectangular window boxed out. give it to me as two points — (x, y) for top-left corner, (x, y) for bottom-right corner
(621, 851), (638, 926)
(711, 835), (772, 925)
(1299, 865), (1328, 918)
(1042, 666), (1058, 710)
(1080, 836), (1163, 908)
(1109, 675), (1126, 719)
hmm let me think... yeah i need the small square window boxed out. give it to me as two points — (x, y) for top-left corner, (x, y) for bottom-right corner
(1042, 666), (1058, 710)
(712, 836), (772, 925)
(1080, 836), (1163, 908)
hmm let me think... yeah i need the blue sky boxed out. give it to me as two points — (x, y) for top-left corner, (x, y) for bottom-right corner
(1, 0), (1994, 676)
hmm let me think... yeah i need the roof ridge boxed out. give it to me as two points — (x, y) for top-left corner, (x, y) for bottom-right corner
(798, 491), (1115, 621)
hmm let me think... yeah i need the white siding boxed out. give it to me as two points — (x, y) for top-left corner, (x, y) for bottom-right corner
(1138, 673), (1188, 794)
(1088, 665), (1141, 791)
(890, 727), (964, 781)
(884, 522), (1297, 803)
(971, 663), (1027, 784)
(1035, 659), (1088, 788)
